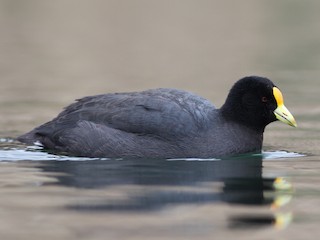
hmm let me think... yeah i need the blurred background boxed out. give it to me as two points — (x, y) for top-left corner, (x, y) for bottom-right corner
(0, 0), (319, 138)
(1, 2), (320, 239)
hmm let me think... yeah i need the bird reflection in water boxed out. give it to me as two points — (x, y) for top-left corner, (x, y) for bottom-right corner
(37, 153), (293, 230)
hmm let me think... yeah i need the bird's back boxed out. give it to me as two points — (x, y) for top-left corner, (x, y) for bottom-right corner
(18, 88), (217, 158)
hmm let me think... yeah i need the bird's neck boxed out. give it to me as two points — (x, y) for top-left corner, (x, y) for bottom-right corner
(219, 104), (266, 134)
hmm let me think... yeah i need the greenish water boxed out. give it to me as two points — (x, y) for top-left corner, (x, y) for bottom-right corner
(1, 1), (320, 240)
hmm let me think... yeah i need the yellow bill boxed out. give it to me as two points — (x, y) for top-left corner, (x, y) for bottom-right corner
(273, 87), (297, 127)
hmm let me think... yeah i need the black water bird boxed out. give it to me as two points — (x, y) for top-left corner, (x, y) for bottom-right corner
(18, 76), (297, 158)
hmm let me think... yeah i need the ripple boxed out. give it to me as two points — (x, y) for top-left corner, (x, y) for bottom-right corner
(0, 148), (106, 161)
(0, 148), (305, 162)
(262, 151), (305, 159)
(0, 138), (305, 161)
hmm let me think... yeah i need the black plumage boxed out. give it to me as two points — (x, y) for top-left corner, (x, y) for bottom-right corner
(18, 76), (296, 158)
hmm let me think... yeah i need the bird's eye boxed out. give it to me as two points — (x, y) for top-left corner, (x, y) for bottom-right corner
(261, 96), (268, 102)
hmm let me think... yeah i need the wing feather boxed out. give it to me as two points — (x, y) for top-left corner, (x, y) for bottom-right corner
(29, 88), (215, 145)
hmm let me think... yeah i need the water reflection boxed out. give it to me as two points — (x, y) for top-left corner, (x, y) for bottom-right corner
(40, 156), (263, 189)
(34, 154), (293, 229)
(229, 212), (293, 230)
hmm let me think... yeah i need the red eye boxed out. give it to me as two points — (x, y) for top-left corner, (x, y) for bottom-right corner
(261, 96), (268, 102)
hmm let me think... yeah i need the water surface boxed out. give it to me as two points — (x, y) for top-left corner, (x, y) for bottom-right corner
(0, 142), (303, 239)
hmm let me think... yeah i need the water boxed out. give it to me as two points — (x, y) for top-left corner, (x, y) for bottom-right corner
(0, 143), (303, 239)
(0, 140), (312, 240)
(1, 1), (320, 239)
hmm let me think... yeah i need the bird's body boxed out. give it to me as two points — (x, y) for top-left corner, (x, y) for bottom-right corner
(18, 76), (296, 158)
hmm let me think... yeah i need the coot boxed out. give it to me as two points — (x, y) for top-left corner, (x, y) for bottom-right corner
(18, 76), (297, 158)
